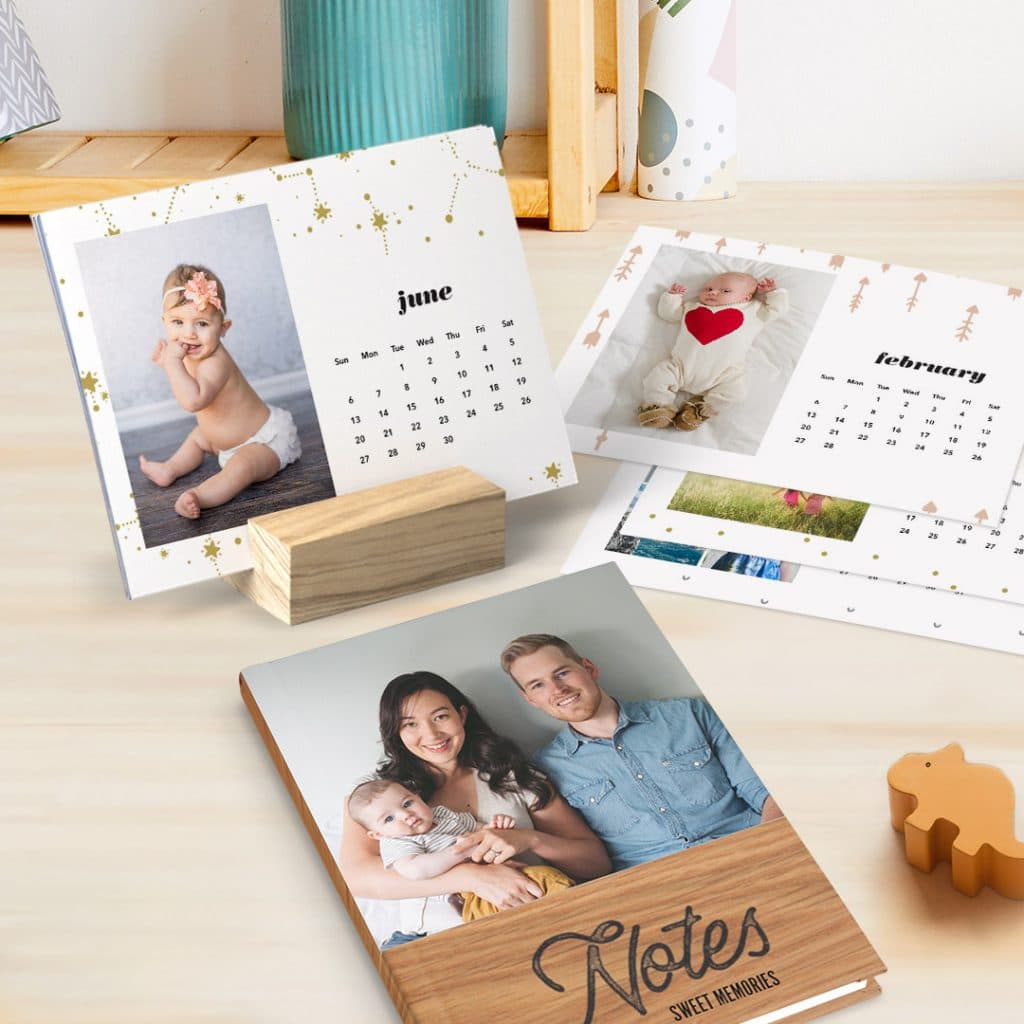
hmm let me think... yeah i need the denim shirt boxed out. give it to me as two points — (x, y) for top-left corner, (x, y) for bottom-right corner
(533, 698), (769, 872)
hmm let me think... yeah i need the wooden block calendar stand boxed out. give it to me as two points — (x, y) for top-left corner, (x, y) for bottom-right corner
(227, 467), (505, 625)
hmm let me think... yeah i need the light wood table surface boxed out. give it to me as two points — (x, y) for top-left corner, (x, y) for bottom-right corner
(3, 185), (1024, 1023)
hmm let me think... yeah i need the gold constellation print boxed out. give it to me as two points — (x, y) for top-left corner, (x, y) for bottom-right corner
(80, 370), (110, 414)
(272, 166), (332, 230)
(113, 491), (140, 546)
(544, 462), (563, 485)
(360, 192), (406, 257)
(163, 185), (185, 224)
(439, 133), (504, 226)
(95, 202), (120, 236)
(201, 537), (223, 576)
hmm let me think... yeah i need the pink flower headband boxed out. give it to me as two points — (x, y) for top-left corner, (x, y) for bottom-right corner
(162, 271), (224, 313)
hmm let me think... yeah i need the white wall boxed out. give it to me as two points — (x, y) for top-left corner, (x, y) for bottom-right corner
(16, 0), (1024, 180)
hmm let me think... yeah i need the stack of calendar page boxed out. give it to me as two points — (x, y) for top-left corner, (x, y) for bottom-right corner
(558, 227), (1024, 655)
(34, 127), (575, 598)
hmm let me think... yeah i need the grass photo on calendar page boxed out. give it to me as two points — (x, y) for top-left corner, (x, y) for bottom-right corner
(669, 473), (870, 541)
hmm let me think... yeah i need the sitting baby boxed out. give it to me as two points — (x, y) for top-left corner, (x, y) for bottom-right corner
(638, 271), (789, 431)
(349, 778), (573, 948)
(139, 263), (301, 519)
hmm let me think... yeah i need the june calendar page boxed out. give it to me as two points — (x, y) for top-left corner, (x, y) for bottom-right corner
(36, 127), (574, 598)
(557, 226), (1024, 524)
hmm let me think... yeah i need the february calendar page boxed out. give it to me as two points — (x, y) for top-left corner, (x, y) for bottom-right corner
(557, 227), (1024, 524)
(36, 127), (574, 598)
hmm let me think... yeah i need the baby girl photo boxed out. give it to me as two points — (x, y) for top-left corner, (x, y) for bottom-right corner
(566, 244), (835, 456)
(240, 567), (782, 954)
(74, 205), (334, 549)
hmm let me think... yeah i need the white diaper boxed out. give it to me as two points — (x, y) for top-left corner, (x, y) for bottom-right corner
(217, 404), (302, 470)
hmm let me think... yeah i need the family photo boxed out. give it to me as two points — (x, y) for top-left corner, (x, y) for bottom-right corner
(241, 567), (783, 952)
(74, 204), (334, 549)
(566, 244), (836, 456)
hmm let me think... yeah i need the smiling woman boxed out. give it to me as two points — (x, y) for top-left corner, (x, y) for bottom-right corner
(336, 670), (612, 950)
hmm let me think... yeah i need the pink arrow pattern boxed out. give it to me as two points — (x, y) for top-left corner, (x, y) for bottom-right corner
(829, 254), (845, 271)
(849, 277), (870, 313)
(583, 309), (611, 349)
(614, 245), (643, 282)
(954, 305), (979, 343)
(1009, 287), (1022, 301)
(594, 429), (609, 451)
(675, 229), (691, 240)
(714, 237), (727, 254)
(906, 272), (927, 312)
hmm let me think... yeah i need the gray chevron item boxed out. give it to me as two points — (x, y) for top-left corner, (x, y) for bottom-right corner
(1, 0), (59, 141)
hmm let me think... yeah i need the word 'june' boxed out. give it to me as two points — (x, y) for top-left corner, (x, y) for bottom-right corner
(397, 285), (453, 316)
(532, 905), (769, 1024)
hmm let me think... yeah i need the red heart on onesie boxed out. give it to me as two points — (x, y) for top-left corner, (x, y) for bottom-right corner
(684, 306), (744, 345)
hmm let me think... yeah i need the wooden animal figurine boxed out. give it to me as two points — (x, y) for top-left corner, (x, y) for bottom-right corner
(887, 743), (1024, 899)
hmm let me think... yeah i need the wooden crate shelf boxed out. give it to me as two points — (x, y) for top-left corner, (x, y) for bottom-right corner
(1, 119), (618, 223)
(1, 1), (626, 228)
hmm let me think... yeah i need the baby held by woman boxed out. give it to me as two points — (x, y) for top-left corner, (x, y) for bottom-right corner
(349, 777), (572, 945)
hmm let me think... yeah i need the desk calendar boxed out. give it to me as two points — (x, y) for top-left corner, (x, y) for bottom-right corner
(557, 227), (1024, 525)
(623, 460), (1024, 605)
(565, 464), (1024, 657)
(35, 127), (574, 598)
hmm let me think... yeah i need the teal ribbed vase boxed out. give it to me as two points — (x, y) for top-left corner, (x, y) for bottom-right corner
(281, 0), (509, 159)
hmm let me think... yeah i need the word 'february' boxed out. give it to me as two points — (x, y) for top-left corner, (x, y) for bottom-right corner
(875, 352), (986, 385)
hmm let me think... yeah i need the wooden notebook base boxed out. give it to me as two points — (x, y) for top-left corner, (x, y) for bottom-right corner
(227, 466), (505, 624)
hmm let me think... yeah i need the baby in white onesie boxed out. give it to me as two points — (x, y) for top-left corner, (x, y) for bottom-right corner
(639, 271), (789, 431)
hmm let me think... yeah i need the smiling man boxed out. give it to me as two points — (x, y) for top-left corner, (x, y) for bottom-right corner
(500, 634), (782, 872)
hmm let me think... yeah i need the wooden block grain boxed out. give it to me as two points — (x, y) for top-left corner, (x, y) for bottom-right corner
(228, 467), (505, 624)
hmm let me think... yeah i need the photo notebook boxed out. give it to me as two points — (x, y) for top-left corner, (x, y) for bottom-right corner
(557, 226), (1024, 526)
(241, 565), (884, 1024)
(34, 126), (575, 598)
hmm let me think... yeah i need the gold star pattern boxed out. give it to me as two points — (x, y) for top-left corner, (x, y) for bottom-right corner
(163, 185), (184, 224)
(80, 371), (109, 413)
(440, 133), (504, 230)
(96, 202), (119, 236)
(544, 462), (562, 483)
(160, 549), (169, 559)
(235, 193), (246, 204)
(273, 166), (328, 228)
(202, 539), (221, 561)
(360, 193), (402, 256)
